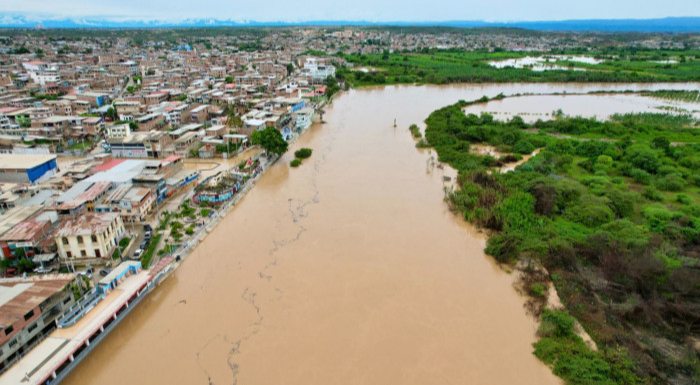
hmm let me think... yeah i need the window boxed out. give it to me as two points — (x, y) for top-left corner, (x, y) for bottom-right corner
(8, 339), (17, 348)
(80, 250), (87, 257)
(77, 236), (83, 244)
(63, 296), (71, 305)
(4, 326), (13, 336)
(27, 323), (37, 333)
(91, 235), (97, 243)
(23, 310), (34, 321)
(62, 237), (69, 245)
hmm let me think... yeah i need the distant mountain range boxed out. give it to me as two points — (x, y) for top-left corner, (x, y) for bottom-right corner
(0, 15), (699, 32)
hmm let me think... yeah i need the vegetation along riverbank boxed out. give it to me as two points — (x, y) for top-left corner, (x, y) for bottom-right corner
(333, 49), (700, 87)
(422, 97), (700, 384)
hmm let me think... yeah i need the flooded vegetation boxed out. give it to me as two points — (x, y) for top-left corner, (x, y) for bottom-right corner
(424, 97), (700, 384)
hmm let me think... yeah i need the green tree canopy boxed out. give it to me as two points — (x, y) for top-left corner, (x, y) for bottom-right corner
(251, 127), (288, 155)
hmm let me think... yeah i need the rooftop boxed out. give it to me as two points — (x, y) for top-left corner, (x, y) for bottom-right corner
(0, 219), (50, 242)
(0, 275), (75, 329)
(0, 154), (56, 170)
(52, 213), (120, 237)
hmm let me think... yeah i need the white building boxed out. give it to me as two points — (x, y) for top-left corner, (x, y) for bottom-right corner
(21, 61), (60, 86)
(107, 123), (131, 139)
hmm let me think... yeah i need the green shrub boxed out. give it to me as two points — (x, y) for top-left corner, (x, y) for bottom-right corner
(415, 139), (430, 148)
(628, 168), (652, 185)
(675, 194), (692, 205)
(290, 158), (302, 167)
(294, 148), (313, 159)
(185, 227), (194, 235)
(200, 209), (211, 217)
(642, 186), (665, 202)
(530, 283), (547, 298)
(655, 173), (686, 191)
(513, 140), (536, 154)
(408, 124), (422, 138)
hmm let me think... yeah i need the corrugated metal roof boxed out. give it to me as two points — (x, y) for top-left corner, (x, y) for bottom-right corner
(52, 213), (120, 237)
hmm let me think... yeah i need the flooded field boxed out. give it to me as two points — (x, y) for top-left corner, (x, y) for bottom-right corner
(465, 91), (700, 123)
(63, 83), (699, 385)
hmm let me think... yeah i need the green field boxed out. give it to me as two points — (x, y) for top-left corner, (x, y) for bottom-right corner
(337, 49), (700, 86)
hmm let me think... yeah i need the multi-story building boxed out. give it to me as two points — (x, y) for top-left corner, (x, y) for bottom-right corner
(0, 275), (76, 372)
(107, 123), (131, 139)
(53, 212), (125, 260)
(21, 61), (61, 86)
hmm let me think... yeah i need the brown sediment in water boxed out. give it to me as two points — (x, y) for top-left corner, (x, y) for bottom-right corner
(63, 83), (700, 385)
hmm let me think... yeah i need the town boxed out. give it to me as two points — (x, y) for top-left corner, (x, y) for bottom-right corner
(0, 23), (698, 385)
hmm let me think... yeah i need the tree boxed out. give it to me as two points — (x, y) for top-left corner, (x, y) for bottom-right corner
(105, 106), (118, 120)
(286, 63), (294, 76)
(18, 258), (33, 273)
(251, 127), (288, 156)
(129, 121), (139, 131)
(225, 76), (233, 84)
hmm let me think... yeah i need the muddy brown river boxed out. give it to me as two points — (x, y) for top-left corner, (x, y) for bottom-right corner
(64, 83), (699, 385)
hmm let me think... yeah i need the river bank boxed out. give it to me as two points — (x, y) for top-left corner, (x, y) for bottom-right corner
(60, 83), (700, 385)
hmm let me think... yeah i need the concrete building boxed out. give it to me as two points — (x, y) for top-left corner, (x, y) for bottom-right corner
(21, 61), (61, 86)
(0, 275), (76, 372)
(107, 123), (131, 139)
(0, 155), (58, 185)
(108, 131), (171, 158)
(53, 213), (125, 260)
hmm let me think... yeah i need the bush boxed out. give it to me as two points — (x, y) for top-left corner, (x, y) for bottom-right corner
(530, 283), (548, 298)
(408, 124), (422, 138)
(655, 173), (686, 191)
(628, 168), (652, 185)
(676, 194), (692, 205)
(200, 209), (212, 217)
(513, 140), (536, 154)
(642, 186), (665, 202)
(290, 159), (302, 167)
(294, 148), (313, 159)
(185, 227), (194, 235)
(415, 139), (430, 148)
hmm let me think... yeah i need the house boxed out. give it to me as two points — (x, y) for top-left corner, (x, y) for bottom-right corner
(76, 92), (109, 108)
(53, 212), (125, 260)
(107, 123), (131, 139)
(190, 105), (210, 123)
(135, 113), (166, 131)
(109, 131), (172, 158)
(0, 275), (76, 371)
(81, 117), (104, 137)
(118, 187), (154, 223)
(174, 132), (201, 156)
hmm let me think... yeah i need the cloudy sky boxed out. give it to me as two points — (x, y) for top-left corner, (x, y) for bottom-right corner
(0, 0), (698, 22)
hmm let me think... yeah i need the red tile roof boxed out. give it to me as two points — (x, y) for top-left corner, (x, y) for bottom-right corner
(91, 159), (125, 172)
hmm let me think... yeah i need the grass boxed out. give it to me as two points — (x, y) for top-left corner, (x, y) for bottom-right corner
(68, 141), (91, 150)
(140, 233), (161, 269)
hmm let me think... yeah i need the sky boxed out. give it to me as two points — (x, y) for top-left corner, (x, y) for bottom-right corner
(0, 0), (698, 23)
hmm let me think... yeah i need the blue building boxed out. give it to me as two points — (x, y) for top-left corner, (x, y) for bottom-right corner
(0, 154), (58, 185)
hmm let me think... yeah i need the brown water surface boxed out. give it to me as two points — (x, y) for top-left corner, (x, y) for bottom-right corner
(64, 83), (699, 385)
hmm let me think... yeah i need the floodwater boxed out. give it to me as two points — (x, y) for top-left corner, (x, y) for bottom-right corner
(63, 83), (700, 385)
(464, 92), (700, 123)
